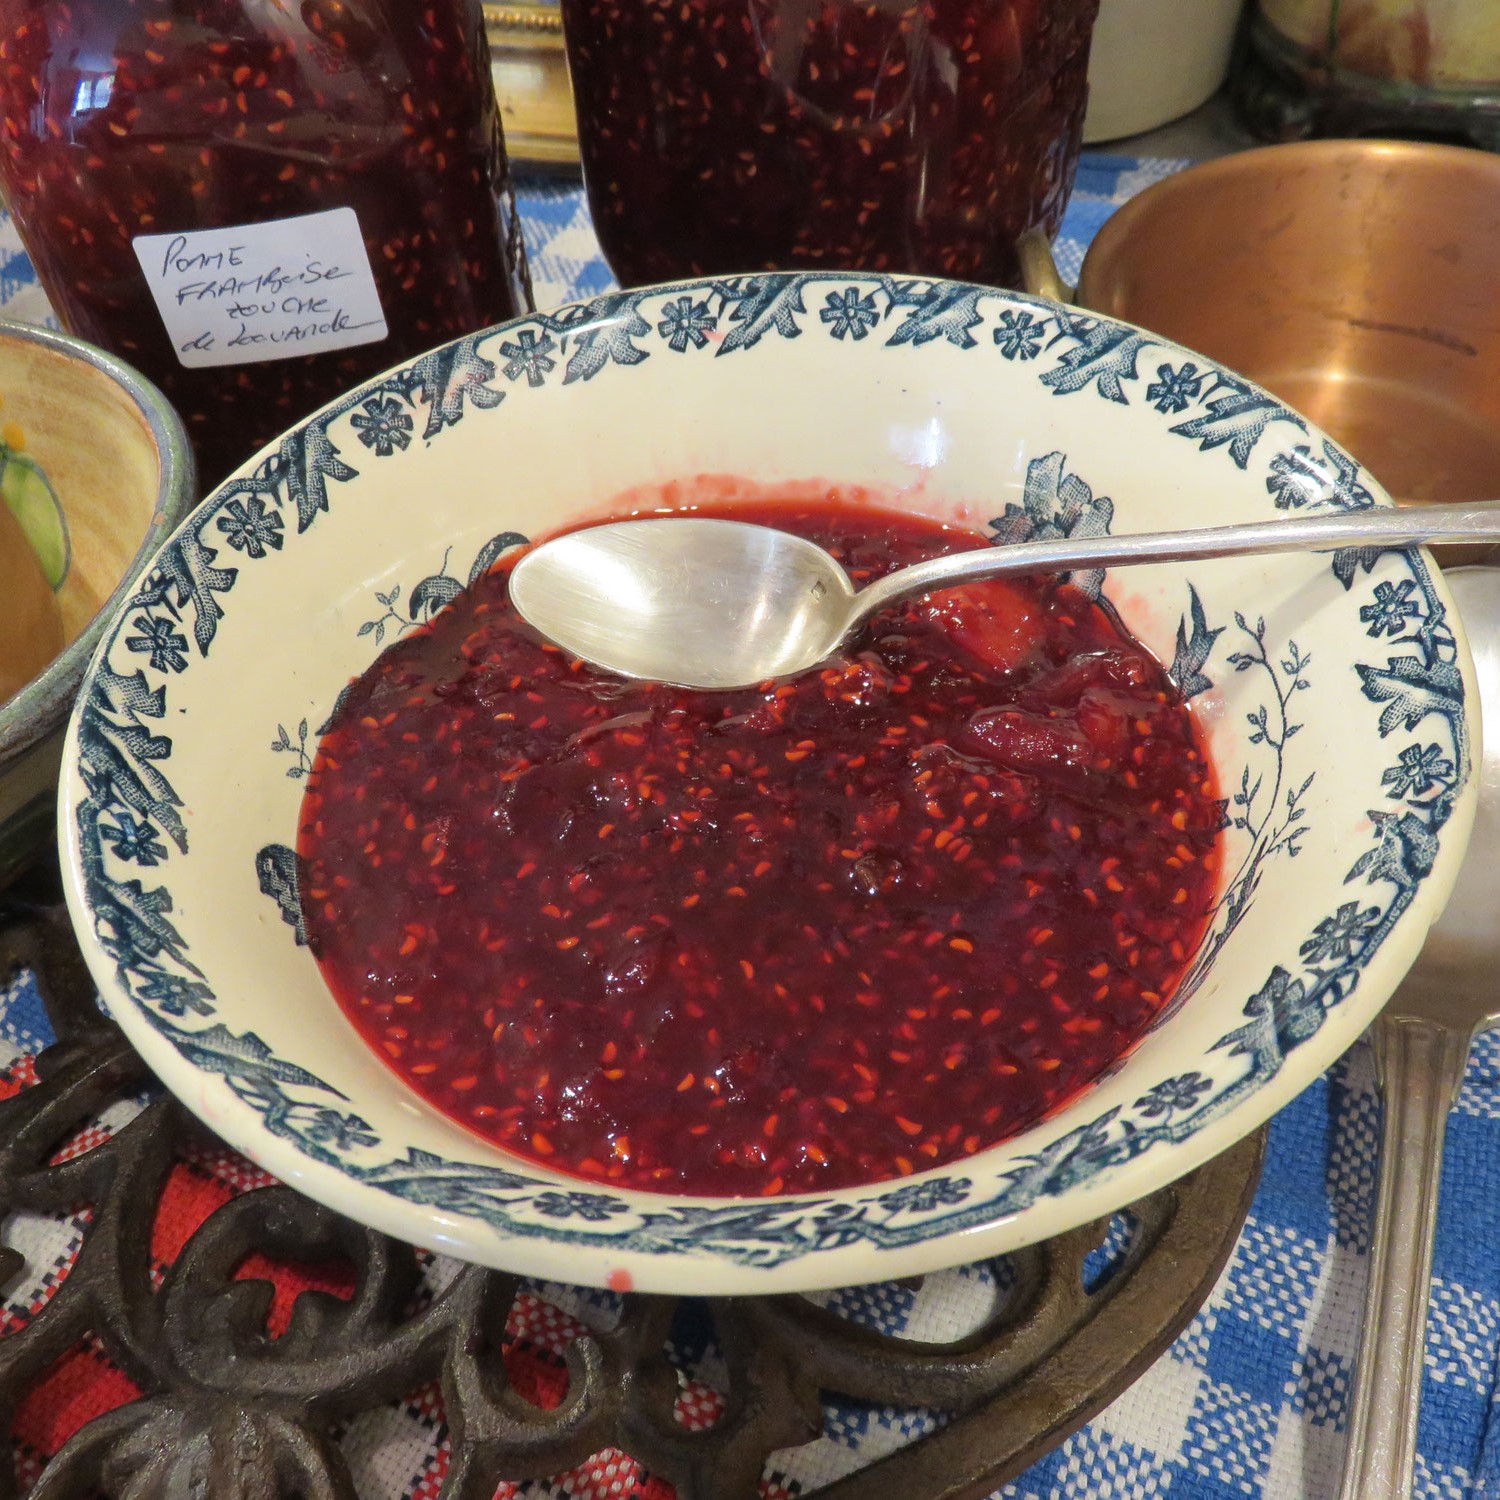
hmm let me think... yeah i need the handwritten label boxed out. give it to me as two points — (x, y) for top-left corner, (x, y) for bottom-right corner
(132, 208), (389, 369)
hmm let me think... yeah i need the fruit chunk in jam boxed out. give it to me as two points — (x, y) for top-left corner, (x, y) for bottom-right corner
(299, 491), (1222, 1197)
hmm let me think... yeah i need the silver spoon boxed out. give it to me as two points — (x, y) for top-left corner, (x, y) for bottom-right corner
(1337, 566), (1500, 1500)
(508, 502), (1500, 690)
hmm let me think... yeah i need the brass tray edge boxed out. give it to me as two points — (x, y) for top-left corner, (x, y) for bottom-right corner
(484, 2), (565, 38)
(486, 2), (580, 171)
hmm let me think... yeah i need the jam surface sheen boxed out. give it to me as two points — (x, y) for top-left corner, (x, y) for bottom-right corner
(299, 493), (1223, 1197)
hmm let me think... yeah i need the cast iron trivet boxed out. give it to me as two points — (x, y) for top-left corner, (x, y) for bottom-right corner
(0, 855), (1264, 1500)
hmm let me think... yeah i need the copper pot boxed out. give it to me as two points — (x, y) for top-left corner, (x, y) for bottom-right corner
(1022, 140), (1500, 533)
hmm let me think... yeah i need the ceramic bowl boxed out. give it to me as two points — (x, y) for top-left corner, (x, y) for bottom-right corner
(0, 320), (195, 887)
(58, 273), (1476, 1293)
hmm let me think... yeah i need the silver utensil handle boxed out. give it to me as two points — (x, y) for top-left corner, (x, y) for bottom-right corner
(1338, 1015), (1471, 1500)
(850, 500), (1500, 631)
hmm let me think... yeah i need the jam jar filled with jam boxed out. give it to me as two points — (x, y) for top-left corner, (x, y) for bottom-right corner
(0, 1), (532, 486)
(559, 0), (1100, 288)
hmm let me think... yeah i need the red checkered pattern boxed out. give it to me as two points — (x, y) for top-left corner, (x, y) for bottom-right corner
(674, 1380), (726, 1430)
(508, 1288), (590, 1357)
(178, 1135), (279, 1193)
(0, 1053), (37, 1100)
(47, 1121), (111, 1165)
(556, 1448), (679, 1500)
(45, 1094), (150, 1166)
(405, 1380), (446, 1426)
(12, 1444), (42, 1495)
(406, 1444), (449, 1500)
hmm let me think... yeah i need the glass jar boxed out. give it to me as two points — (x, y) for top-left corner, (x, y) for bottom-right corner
(1236, 0), (1500, 152)
(1258, 0), (1500, 89)
(559, 0), (1099, 289)
(0, 0), (532, 486)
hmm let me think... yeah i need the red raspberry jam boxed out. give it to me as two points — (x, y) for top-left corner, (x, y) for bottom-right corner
(559, 0), (1099, 287)
(299, 493), (1222, 1197)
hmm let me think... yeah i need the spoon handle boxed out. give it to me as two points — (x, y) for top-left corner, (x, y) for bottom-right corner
(1337, 1014), (1472, 1500)
(849, 500), (1500, 631)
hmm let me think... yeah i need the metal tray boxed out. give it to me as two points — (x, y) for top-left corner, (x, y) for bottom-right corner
(486, 2), (580, 172)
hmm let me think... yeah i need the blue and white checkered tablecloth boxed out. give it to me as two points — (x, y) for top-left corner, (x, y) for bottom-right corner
(5, 156), (1500, 1500)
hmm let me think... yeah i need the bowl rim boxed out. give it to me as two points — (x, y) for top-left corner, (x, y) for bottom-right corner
(54, 269), (1480, 1293)
(0, 318), (197, 765)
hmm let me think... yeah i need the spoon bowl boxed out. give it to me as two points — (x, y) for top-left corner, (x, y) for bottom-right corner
(508, 517), (856, 692)
(510, 502), (1500, 689)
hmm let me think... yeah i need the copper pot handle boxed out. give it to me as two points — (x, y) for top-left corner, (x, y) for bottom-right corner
(1015, 228), (1076, 305)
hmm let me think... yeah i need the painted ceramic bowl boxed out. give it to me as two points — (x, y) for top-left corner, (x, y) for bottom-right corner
(58, 274), (1476, 1293)
(0, 320), (194, 887)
